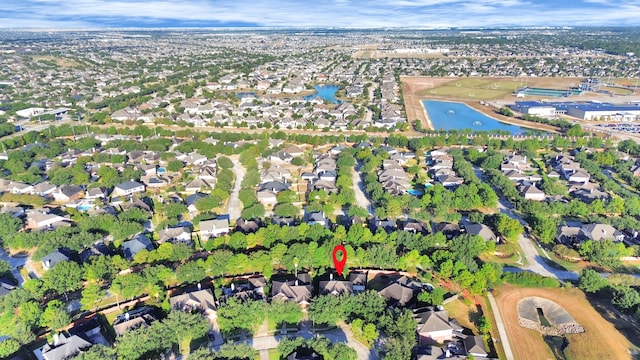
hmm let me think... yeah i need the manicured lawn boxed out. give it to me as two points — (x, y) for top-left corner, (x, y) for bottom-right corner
(268, 349), (280, 360)
(443, 298), (479, 334)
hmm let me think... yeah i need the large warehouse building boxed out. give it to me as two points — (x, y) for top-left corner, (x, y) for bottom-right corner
(509, 101), (640, 121)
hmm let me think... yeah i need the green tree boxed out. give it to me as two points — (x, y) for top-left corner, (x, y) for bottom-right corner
(81, 283), (106, 311)
(274, 203), (299, 218)
(160, 311), (210, 354)
(42, 261), (83, 298)
(0, 213), (23, 243)
(309, 295), (345, 327)
(40, 300), (70, 331)
(217, 297), (266, 336)
(579, 269), (608, 293)
(612, 285), (640, 312)
(269, 298), (303, 328)
(417, 287), (445, 306)
(217, 156), (234, 169)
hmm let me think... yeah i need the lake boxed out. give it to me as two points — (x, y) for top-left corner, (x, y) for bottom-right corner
(422, 100), (535, 135)
(304, 84), (341, 104)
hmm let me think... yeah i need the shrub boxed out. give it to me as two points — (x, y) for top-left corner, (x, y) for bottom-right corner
(502, 271), (560, 288)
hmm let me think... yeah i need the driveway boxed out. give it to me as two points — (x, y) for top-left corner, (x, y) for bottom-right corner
(227, 154), (246, 221)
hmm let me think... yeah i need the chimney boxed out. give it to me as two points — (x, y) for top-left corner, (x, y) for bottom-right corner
(295, 280), (299, 286)
(125, 312), (130, 321)
(53, 333), (60, 346)
(330, 273), (333, 281)
(230, 283), (235, 291)
(197, 282), (202, 290)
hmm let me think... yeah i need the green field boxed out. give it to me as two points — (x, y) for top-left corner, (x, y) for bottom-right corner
(420, 78), (527, 100)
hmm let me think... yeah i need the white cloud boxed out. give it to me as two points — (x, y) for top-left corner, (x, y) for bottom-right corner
(0, 0), (639, 28)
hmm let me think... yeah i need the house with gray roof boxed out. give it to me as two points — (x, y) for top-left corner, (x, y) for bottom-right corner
(113, 180), (145, 197)
(414, 308), (463, 344)
(378, 275), (423, 307)
(199, 218), (230, 238)
(462, 221), (498, 243)
(272, 274), (313, 305)
(121, 234), (154, 260)
(41, 333), (92, 360)
(158, 226), (192, 246)
(42, 249), (73, 270)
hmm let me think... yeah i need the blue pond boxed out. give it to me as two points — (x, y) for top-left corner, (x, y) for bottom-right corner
(304, 84), (341, 104)
(423, 100), (535, 135)
(77, 205), (92, 211)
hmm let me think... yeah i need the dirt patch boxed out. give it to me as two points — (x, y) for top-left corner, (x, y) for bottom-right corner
(494, 285), (633, 360)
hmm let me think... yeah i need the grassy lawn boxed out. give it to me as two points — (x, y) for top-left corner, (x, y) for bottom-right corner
(443, 298), (479, 334)
(268, 349), (280, 360)
(544, 252), (589, 273)
(480, 242), (525, 267)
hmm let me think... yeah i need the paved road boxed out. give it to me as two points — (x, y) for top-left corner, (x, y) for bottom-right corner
(496, 198), (578, 281)
(474, 166), (580, 280)
(487, 291), (515, 360)
(0, 248), (28, 285)
(227, 154), (246, 221)
(352, 162), (374, 215)
(218, 324), (378, 360)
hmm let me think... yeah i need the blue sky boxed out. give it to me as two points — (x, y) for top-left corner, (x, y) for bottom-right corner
(2, 0), (638, 29)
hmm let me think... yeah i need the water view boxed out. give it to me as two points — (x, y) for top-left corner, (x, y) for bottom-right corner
(422, 100), (535, 135)
(304, 84), (341, 104)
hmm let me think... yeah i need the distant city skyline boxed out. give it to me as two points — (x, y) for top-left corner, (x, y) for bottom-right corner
(2, 0), (639, 29)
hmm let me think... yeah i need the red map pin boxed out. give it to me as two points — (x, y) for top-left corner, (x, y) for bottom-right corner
(332, 245), (347, 276)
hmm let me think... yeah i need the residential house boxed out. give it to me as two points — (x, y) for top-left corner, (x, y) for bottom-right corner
(26, 211), (67, 230)
(378, 275), (423, 307)
(113, 180), (145, 197)
(79, 243), (113, 263)
(272, 274), (313, 305)
(169, 286), (217, 318)
(403, 219), (430, 235)
(53, 185), (84, 203)
(158, 226), (192, 246)
(121, 234), (154, 260)
(86, 187), (107, 200)
(556, 223), (625, 245)
(349, 271), (368, 293)
(282, 145), (304, 158)
(34, 182), (57, 197)
(200, 218), (230, 238)
(185, 192), (209, 213)
(464, 336), (488, 358)
(40, 319), (107, 360)
(112, 307), (159, 336)
(235, 218), (263, 234)
(257, 189), (278, 205)
(306, 211), (329, 227)
(0, 277), (17, 297)
(462, 221), (498, 243)
(414, 308), (463, 344)
(519, 184), (546, 201)
(319, 278), (353, 296)
(41, 249), (74, 270)
(223, 275), (268, 301)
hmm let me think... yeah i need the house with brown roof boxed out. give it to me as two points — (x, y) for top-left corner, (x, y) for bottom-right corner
(169, 286), (217, 318)
(414, 308), (463, 344)
(272, 274), (313, 305)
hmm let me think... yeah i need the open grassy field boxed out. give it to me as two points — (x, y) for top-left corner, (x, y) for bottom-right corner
(493, 285), (634, 360)
(421, 78), (525, 100)
(31, 55), (82, 68)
